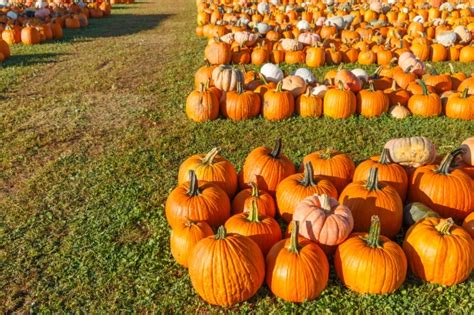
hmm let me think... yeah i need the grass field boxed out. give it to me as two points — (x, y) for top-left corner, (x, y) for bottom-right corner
(1, 0), (474, 312)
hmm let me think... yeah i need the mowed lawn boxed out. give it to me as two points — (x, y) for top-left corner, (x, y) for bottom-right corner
(1, 0), (474, 312)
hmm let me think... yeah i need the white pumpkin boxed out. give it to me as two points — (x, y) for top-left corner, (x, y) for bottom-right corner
(260, 63), (284, 83)
(293, 68), (316, 84)
(280, 38), (303, 51)
(342, 15), (354, 25)
(6, 11), (18, 19)
(436, 31), (457, 47)
(325, 16), (345, 30)
(220, 33), (234, 44)
(315, 17), (326, 26)
(257, 22), (271, 34)
(234, 31), (258, 46)
(311, 85), (329, 96)
(369, 1), (382, 13)
(454, 25), (472, 44)
(270, 0), (280, 5)
(297, 33), (320, 46)
(257, 1), (270, 15)
(389, 105), (411, 119)
(351, 69), (369, 84)
(297, 20), (311, 31)
(440, 2), (454, 11)
(413, 15), (425, 24)
(35, 0), (47, 8)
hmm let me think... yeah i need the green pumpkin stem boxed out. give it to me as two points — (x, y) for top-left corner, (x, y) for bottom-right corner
(416, 79), (429, 96)
(288, 221), (300, 253)
(247, 199), (260, 223)
(337, 80), (345, 90)
(320, 194), (332, 211)
(379, 148), (391, 164)
(187, 170), (201, 196)
(250, 182), (260, 198)
(270, 138), (282, 158)
(320, 148), (333, 160)
(199, 82), (206, 93)
(300, 162), (316, 187)
(365, 215), (382, 248)
(202, 147), (220, 165)
(276, 81), (283, 92)
(215, 225), (227, 240)
(236, 81), (244, 94)
(365, 167), (380, 191)
(434, 218), (454, 235)
(461, 88), (469, 99)
(368, 80), (375, 92)
(259, 73), (269, 85)
(435, 148), (464, 175)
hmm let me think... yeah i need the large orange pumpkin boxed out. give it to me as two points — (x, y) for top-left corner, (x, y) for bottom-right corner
(185, 83), (220, 122)
(170, 219), (213, 268)
(339, 168), (403, 238)
(276, 162), (338, 223)
(408, 149), (474, 220)
(240, 139), (296, 195)
(225, 200), (282, 255)
(178, 147), (238, 197)
(323, 81), (357, 119)
(188, 226), (265, 306)
(262, 82), (295, 121)
(301, 149), (355, 194)
(335, 215), (407, 294)
(266, 221), (329, 302)
(166, 170), (230, 229)
(353, 148), (408, 201)
(403, 217), (473, 286)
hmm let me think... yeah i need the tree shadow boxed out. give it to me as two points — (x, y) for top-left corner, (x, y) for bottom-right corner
(62, 13), (174, 41)
(2, 53), (68, 67)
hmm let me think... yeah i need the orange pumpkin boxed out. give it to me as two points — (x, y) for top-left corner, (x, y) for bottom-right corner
(356, 81), (389, 117)
(408, 80), (442, 117)
(231, 182), (276, 217)
(262, 82), (295, 121)
(323, 81), (357, 119)
(170, 219), (213, 267)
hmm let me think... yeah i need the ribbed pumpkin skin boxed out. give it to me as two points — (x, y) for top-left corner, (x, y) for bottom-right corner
(353, 155), (408, 201)
(276, 173), (338, 223)
(263, 88), (295, 121)
(185, 89), (219, 122)
(231, 185), (276, 217)
(296, 93), (323, 117)
(334, 232), (407, 294)
(165, 181), (230, 229)
(241, 141), (296, 195)
(225, 213), (282, 255)
(462, 212), (474, 238)
(302, 150), (355, 194)
(170, 221), (213, 267)
(178, 149), (238, 198)
(339, 178), (403, 239)
(293, 195), (353, 246)
(323, 88), (356, 119)
(189, 231), (265, 306)
(445, 91), (474, 120)
(403, 217), (474, 286)
(356, 88), (389, 117)
(408, 166), (474, 221)
(266, 237), (329, 302)
(222, 89), (261, 121)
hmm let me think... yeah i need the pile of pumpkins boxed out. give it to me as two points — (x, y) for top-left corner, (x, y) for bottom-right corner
(0, 0), (112, 50)
(188, 59), (474, 121)
(165, 137), (474, 306)
(196, 0), (474, 64)
(166, 136), (474, 306)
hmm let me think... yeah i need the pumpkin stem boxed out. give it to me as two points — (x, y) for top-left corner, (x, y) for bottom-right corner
(390, 79), (397, 91)
(365, 167), (380, 191)
(187, 170), (201, 196)
(247, 199), (261, 223)
(319, 194), (332, 212)
(259, 73), (269, 85)
(236, 81), (244, 94)
(270, 138), (282, 158)
(202, 147), (220, 165)
(379, 148), (391, 164)
(288, 221), (300, 253)
(448, 63), (455, 74)
(275, 81), (283, 92)
(199, 82), (206, 93)
(300, 162), (316, 187)
(364, 215), (382, 248)
(461, 88), (469, 99)
(337, 80), (345, 90)
(368, 80), (375, 92)
(416, 79), (429, 96)
(215, 225), (227, 240)
(184, 216), (196, 227)
(249, 182), (260, 198)
(434, 218), (454, 235)
(320, 148), (333, 160)
(435, 148), (463, 175)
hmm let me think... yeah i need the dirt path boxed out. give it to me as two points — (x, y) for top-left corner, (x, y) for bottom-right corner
(1, 0), (199, 196)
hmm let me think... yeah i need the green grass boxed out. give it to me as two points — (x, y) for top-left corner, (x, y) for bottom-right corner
(1, 0), (474, 312)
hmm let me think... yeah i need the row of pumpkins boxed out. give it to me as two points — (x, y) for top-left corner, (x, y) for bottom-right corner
(0, 0), (112, 61)
(196, 0), (474, 66)
(166, 136), (474, 306)
(187, 60), (474, 122)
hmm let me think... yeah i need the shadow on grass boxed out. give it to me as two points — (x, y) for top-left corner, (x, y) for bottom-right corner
(63, 13), (174, 40)
(3, 53), (69, 67)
